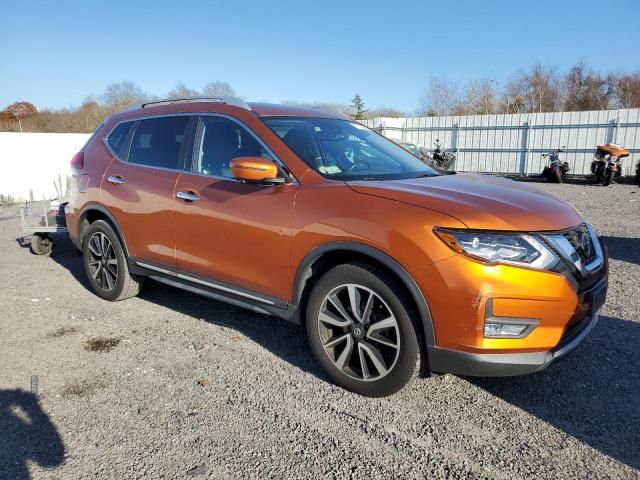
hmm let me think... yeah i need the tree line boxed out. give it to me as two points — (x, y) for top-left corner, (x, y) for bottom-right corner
(1, 60), (639, 133)
(420, 60), (640, 117)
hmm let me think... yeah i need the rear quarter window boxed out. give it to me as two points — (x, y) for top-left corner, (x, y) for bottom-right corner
(105, 121), (135, 160)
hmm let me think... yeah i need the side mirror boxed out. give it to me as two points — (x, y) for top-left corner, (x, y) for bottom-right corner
(229, 157), (285, 185)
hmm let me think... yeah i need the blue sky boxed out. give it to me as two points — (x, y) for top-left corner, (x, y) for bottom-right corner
(1, 0), (638, 113)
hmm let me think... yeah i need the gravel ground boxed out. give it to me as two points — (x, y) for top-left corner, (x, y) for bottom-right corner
(1, 181), (639, 479)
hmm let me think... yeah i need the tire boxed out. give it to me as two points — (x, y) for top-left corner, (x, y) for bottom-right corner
(82, 220), (143, 301)
(305, 261), (421, 397)
(30, 234), (52, 256)
(603, 171), (612, 187)
(553, 167), (563, 183)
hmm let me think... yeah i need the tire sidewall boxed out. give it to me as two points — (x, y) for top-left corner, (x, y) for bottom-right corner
(83, 221), (128, 301)
(305, 264), (419, 397)
(31, 234), (52, 256)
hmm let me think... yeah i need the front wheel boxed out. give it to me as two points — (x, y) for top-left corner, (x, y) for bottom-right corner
(553, 167), (563, 183)
(305, 262), (421, 397)
(603, 170), (613, 186)
(82, 220), (143, 301)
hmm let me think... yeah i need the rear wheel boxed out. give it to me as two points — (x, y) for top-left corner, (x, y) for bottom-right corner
(306, 262), (420, 397)
(553, 167), (563, 183)
(83, 220), (143, 301)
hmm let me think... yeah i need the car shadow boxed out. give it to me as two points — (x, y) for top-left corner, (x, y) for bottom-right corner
(45, 236), (640, 468)
(0, 389), (65, 479)
(600, 236), (640, 266)
(469, 314), (640, 470)
(139, 279), (325, 380)
(45, 236), (325, 381)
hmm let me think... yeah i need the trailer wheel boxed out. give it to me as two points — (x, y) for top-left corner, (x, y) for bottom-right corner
(30, 234), (52, 256)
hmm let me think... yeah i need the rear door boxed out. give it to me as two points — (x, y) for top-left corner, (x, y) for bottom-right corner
(101, 115), (195, 268)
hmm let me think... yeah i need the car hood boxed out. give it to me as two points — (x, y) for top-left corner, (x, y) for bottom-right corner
(347, 174), (582, 231)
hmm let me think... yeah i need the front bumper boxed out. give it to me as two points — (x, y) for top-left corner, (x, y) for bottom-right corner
(428, 310), (600, 376)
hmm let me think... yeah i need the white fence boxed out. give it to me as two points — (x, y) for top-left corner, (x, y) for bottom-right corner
(0, 132), (91, 201)
(362, 109), (640, 176)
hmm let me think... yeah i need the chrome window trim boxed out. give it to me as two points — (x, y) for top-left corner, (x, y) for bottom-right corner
(189, 112), (298, 185)
(103, 113), (195, 172)
(103, 112), (298, 184)
(103, 120), (137, 161)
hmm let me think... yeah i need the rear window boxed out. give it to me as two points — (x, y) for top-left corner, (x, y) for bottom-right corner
(105, 121), (134, 160)
(128, 116), (190, 170)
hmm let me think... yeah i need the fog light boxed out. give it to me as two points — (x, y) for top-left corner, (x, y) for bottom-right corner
(483, 299), (539, 339)
(484, 323), (529, 337)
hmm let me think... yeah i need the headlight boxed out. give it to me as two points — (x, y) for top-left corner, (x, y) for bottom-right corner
(434, 228), (557, 270)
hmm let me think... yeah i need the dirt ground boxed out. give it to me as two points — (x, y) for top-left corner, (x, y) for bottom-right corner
(1, 181), (639, 479)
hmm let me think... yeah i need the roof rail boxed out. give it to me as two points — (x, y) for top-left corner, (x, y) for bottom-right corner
(128, 96), (252, 111)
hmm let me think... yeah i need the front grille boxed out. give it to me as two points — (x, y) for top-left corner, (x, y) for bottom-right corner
(563, 224), (597, 266)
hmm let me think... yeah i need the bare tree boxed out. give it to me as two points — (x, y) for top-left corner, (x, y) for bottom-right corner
(202, 81), (236, 97)
(365, 106), (407, 119)
(102, 81), (147, 110)
(420, 77), (460, 116)
(457, 79), (498, 115)
(609, 72), (640, 108)
(502, 64), (561, 113)
(562, 61), (612, 111)
(166, 82), (199, 99)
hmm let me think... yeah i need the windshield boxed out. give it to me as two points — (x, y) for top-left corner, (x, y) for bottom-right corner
(263, 117), (439, 181)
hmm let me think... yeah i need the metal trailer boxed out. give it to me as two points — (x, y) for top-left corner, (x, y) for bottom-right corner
(20, 199), (68, 255)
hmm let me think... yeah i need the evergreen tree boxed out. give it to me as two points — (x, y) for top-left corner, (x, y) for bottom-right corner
(350, 94), (368, 120)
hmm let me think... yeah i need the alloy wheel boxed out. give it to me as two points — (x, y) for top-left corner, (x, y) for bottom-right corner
(87, 232), (118, 291)
(317, 283), (400, 381)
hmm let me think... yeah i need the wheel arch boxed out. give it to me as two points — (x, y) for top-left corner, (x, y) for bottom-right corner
(78, 205), (129, 256)
(293, 242), (436, 348)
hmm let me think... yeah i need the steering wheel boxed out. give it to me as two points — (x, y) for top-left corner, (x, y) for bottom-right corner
(343, 161), (370, 173)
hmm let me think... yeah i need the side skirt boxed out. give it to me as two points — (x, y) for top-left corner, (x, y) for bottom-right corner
(129, 258), (300, 324)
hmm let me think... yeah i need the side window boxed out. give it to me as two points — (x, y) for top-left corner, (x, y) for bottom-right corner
(128, 116), (190, 170)
(195, 116), (274, 178)
(105, 122), (134, 160)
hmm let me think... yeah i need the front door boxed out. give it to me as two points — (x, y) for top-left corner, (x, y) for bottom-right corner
(173, 115), (297, 301)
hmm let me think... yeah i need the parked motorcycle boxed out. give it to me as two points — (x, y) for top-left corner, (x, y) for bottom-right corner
(427, 139), (456, 171)
(591, 143), (630, 186)
(541, 147), (569, 183)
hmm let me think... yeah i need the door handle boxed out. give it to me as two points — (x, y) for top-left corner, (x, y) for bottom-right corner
(176, 191), (200, 202)
(107, 175), (125, 185)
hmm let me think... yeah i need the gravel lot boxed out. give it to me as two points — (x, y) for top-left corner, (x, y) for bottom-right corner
(1, 181), (639, 479)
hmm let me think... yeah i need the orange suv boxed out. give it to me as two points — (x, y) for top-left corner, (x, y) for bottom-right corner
(66, 97), (608, 397)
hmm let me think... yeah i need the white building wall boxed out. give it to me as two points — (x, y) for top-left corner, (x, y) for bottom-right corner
(0, 132), (91, 201)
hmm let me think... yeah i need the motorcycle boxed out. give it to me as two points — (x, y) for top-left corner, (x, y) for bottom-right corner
(426, 139), (456, 171)
(541, 147), (569, 183)
(591, 143), (630, 186)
